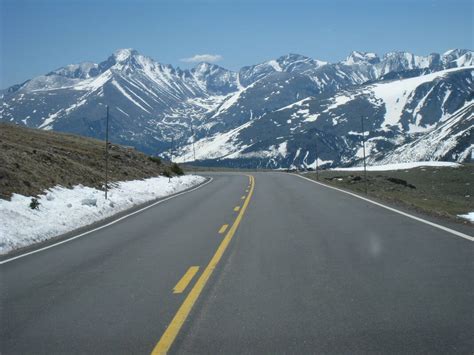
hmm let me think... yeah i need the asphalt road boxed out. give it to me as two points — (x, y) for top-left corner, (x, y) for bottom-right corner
(1, 172), (473, 354)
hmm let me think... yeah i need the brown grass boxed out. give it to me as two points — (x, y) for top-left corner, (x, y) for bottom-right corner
(302, 165), (474, 223)
(0, 124), (175, 200)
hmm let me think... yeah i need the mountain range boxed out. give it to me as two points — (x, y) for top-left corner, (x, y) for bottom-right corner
(1, 48), (472, 168)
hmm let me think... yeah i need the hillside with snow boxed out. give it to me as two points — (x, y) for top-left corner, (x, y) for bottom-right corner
(1, 48), (473, 168)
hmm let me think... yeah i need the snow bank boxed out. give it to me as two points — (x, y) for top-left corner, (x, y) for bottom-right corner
(0, 175), (206, 255)
(331, 161), (461, 171)
(458, 212), (474, 223)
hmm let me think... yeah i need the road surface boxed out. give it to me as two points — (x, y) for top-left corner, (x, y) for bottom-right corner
(2, 172), (473, 354)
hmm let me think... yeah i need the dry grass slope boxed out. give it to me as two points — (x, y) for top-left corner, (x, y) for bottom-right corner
(0, 124), (174, 200)
(303, 165), (474, 224)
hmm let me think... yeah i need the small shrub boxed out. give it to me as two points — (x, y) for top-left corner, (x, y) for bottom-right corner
(30, 198), (40, 210)
(148, 156), (162, 165)
(170, 163), (184, 176)
(162, 170), (171, 178)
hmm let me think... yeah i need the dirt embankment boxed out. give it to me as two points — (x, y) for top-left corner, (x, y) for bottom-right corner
(0, 124), (175, 200)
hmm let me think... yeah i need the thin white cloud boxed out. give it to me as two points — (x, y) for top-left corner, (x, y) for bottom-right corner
(180, 54), (223, 63)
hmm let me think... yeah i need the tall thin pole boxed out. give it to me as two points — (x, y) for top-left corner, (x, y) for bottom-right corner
(169, 137), (175, 182)
(170, 137), (174, 162)
(315, 138), (319, 181)
(361, 115), (368, 194)
(105, 105), (109, 200)
(191, 123), (196, 162)
(191, 123), (196, 168)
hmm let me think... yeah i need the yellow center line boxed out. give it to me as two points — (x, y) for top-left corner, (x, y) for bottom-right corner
(234, 206), (241, 212)
(152, 175), (255, 354)
(173, 266), (200, 294)
(218, 224), (229, 234)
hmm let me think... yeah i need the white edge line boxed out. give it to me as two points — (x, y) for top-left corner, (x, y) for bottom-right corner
(294, 174), (474, 242)
(0, 177), (214, 265)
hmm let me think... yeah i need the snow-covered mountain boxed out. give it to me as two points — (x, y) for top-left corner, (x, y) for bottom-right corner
(1, 49), (237, 152)
(374, 102), (473, 164)
(1, 48), (473, 168)
(182, 65), (472, 168)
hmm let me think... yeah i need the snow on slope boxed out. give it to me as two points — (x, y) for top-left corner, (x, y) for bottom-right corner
(174, 66), (473, 166)
(325, 94), (354, 111)
(331, 161), (461, 171)
(367, 66), (474, 130)
(377, 102), (473, 164)
(210, 80), (260, 118)
(3, 49), (239, 134)
(74, 70), (113, 91)
(175, 120), (254, 162)
(0, 175), (206, 255)
(276, 97), (312, 112)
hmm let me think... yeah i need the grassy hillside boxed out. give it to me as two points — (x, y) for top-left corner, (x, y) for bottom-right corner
(302, 165), (473, 223)
(0, 124), (179, 200)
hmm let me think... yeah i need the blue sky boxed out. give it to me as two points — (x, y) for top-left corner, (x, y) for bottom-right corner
(1, 0), (472, 88)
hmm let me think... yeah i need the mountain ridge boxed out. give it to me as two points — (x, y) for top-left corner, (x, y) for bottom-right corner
(6, 47), (472, 92)
(1, 48), (472, 168)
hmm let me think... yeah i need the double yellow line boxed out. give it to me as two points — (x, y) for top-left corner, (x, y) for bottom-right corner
(152, 175), (255, 354)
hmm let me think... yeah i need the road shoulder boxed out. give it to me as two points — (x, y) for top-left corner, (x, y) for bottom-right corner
(293, 173), (474, 240)
(0, 176), (212, 263)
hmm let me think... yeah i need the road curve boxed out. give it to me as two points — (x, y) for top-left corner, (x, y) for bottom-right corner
(1, 172), (473, 354)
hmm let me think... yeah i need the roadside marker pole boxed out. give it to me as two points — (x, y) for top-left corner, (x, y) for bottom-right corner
(360, 115), (368, 194)
(315, 137), (319, 181)
(105, 105), (109, 200)
(191, 123), (196, 173)
(169, 137), (174, 182)
(191, 123), (196, 162)
(170, 137), (174, 162)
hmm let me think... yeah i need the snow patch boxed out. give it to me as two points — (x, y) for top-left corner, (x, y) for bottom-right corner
(267, 60), (283, 72)
(116, 107), (130, 117)
(74, 70), (112, 91)
(277, 141), (288, 157)
(303, 113), (320, 122)
(306, 158), (333, 169)
(114, 48), (135, 62)
(457, 212), (474, 223)
(368, 66), (473, 130)
(0, 175), (206, 255)
(325, 94), (353, 111)
(175, 120), (254, 162)
(276, 97), (311, 112)
(111, 80), (151, 113)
